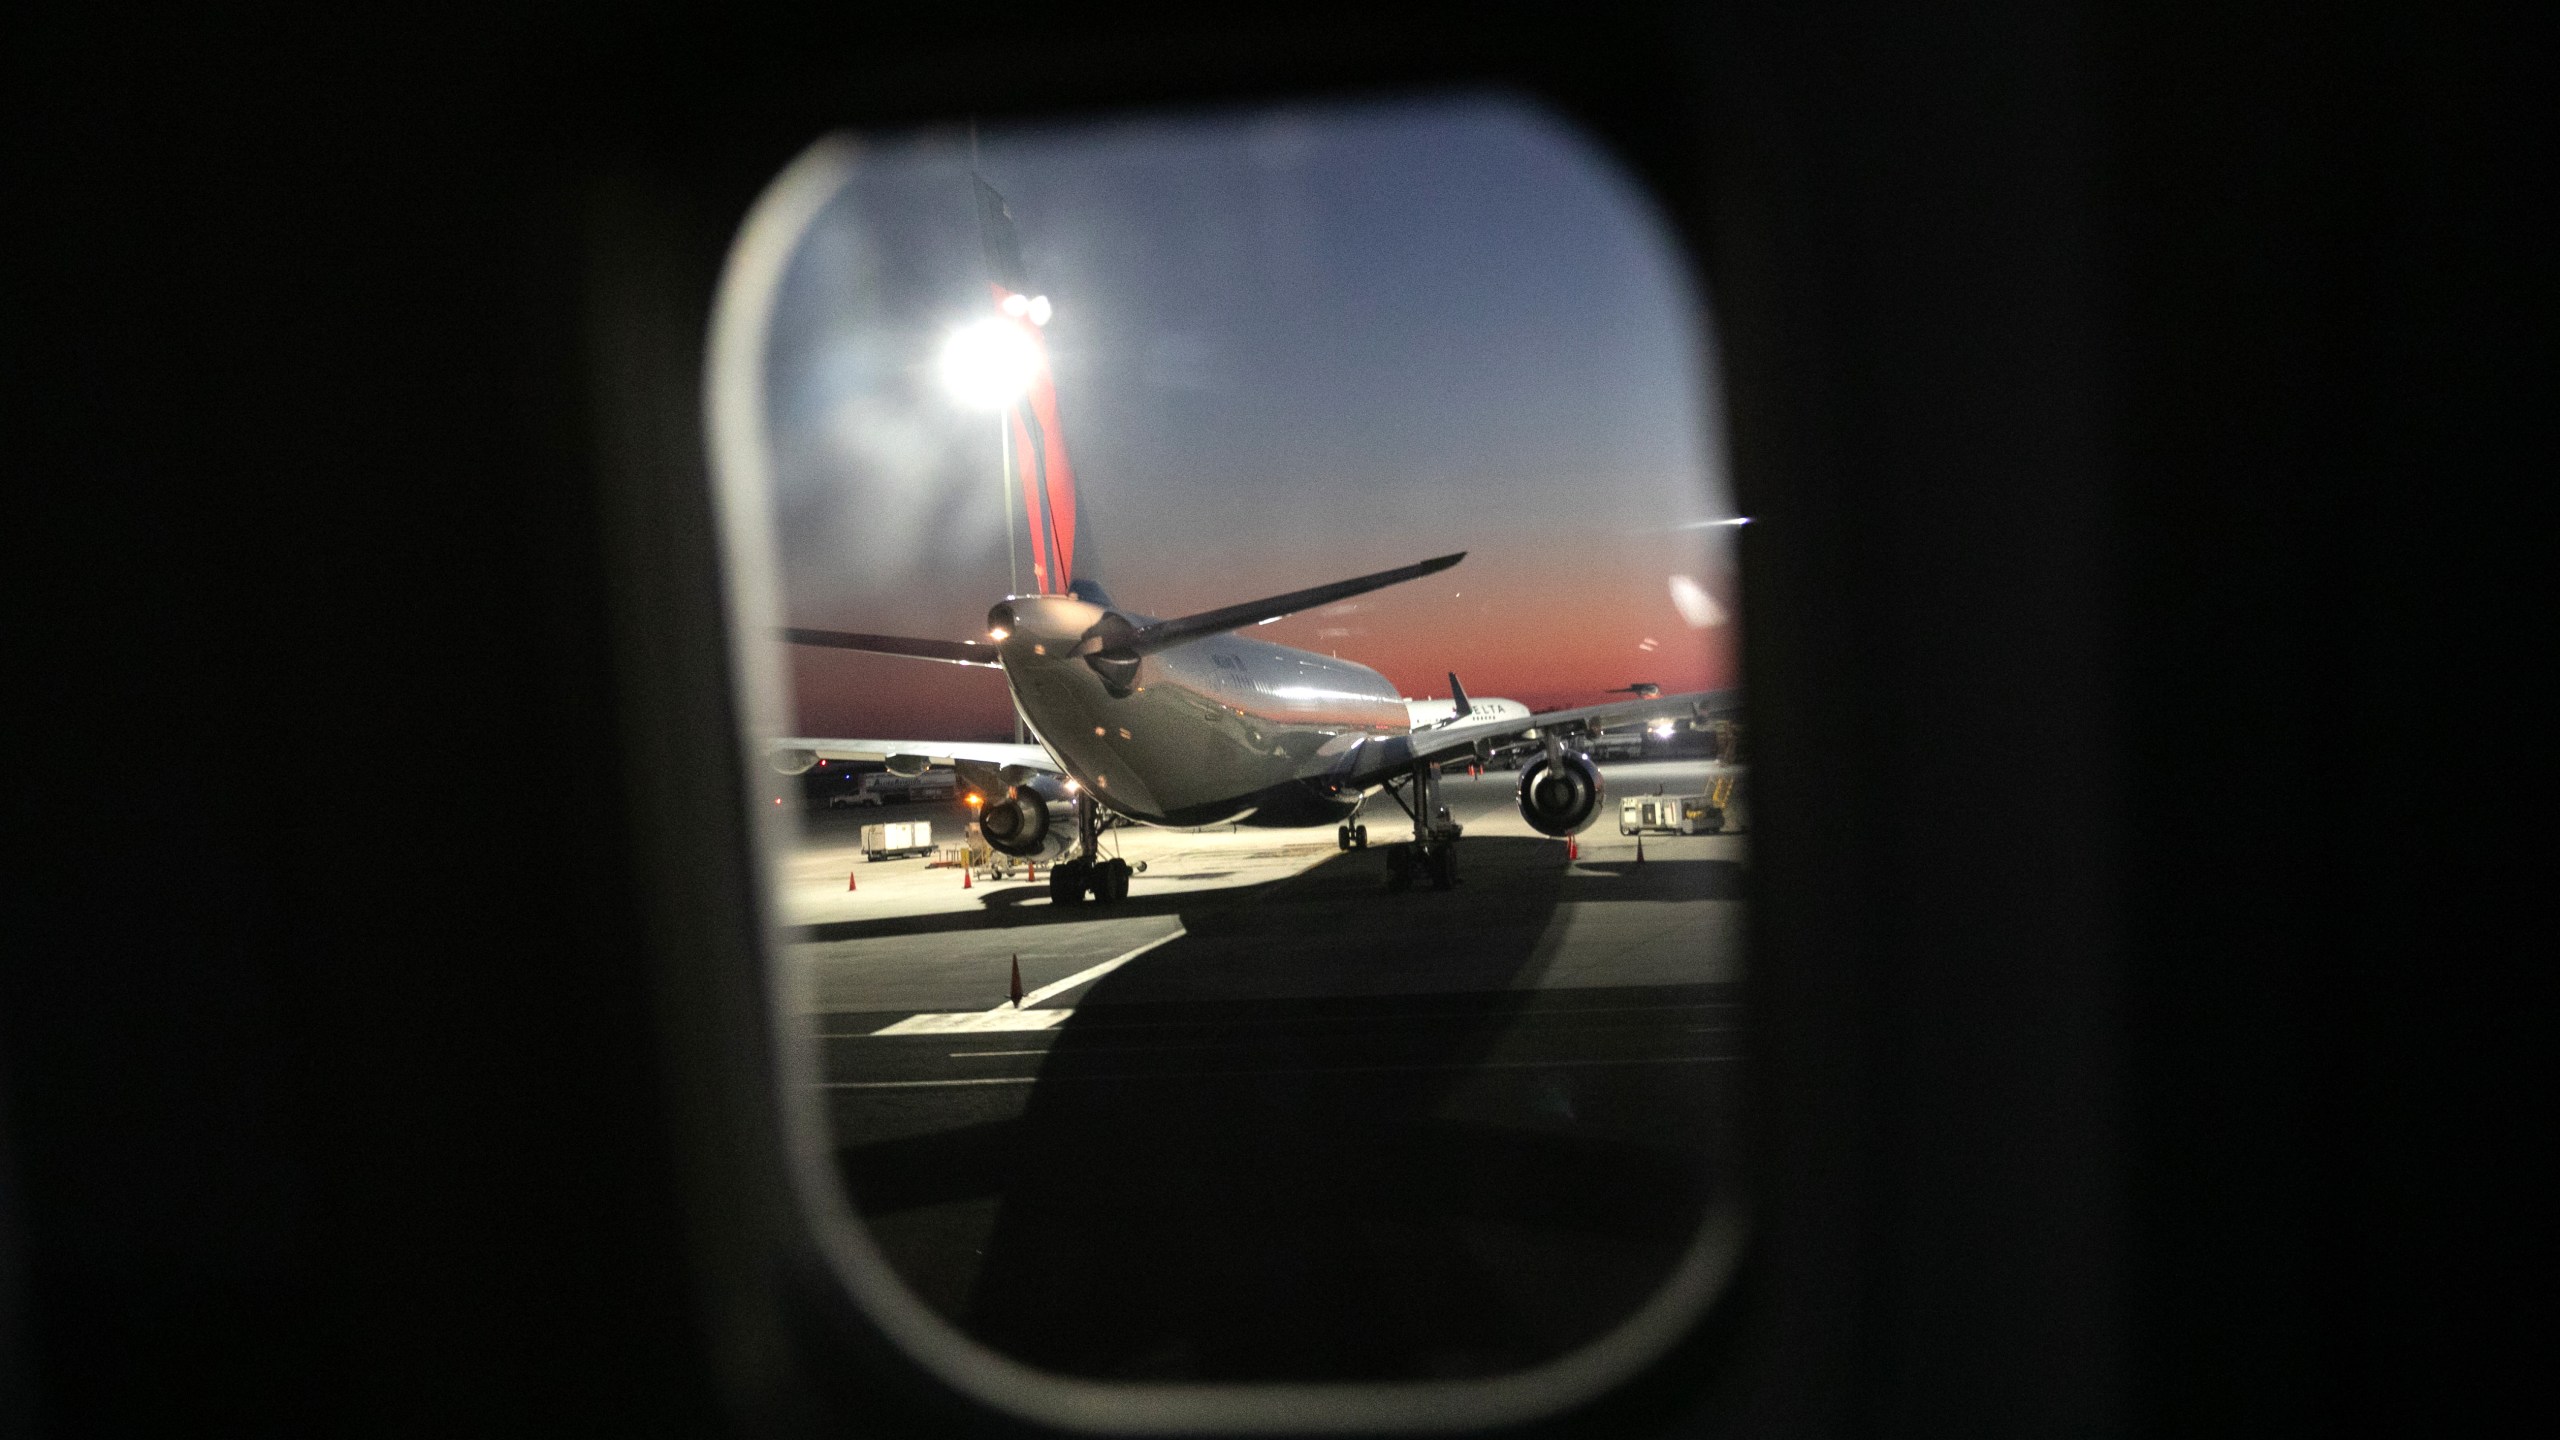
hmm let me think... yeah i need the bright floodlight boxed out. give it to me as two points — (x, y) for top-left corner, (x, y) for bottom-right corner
(939, 318), (1040, 409)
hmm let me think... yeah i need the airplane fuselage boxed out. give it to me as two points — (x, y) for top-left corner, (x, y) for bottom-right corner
(994, 593), (1409, 828)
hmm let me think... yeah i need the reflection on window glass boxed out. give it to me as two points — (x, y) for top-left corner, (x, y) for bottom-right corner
(716, 95), (1746, 1409)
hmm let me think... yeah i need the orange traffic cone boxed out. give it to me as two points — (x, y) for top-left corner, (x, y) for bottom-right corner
(1566, 836), (1579, 861)
(1028, 860), (1037, 881)
(962, 865), (973, 889)
(1009, 953), (1024, 1008)
(847, 869), (857, 891)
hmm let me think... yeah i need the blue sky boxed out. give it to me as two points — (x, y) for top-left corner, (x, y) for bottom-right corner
(762, 93), (1737, 737)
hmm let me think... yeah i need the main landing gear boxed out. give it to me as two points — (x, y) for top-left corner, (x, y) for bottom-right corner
(1048, 790), (1141, 906)
(1050, 856), (1133, 905)
(1377, 761), (1461, 892)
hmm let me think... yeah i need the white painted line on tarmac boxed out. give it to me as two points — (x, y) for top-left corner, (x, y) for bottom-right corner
(865, 924), (1187, 1035)
(823, 997), (1740, 1040)
(1017, 924), (1186, 1008)
(868, 1010), (1074, 1035)
(821, 1053), (1738, 1090)
(954, 1024), (1742, 1062)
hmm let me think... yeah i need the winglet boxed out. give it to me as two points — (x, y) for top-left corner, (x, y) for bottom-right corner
(1447, 671), (1471, 722)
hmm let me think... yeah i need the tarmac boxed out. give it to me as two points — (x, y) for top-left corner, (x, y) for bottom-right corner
(782, 759), (1746, 1381)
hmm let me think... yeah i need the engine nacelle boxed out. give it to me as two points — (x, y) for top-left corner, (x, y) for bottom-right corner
(1516, 750), (1606, 836)
(768, 747), (819, 776)
(978, 787), (1074, 859)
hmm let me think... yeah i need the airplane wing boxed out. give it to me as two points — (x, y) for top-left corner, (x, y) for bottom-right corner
(1339, 686), (1745, 786)
(1444, 686), (1747, 750)
(773, 737), (1055, 768)
(767, 737), (1060, 781)
(772, 629), (1055, 783)
(779, 629), (1002, 667)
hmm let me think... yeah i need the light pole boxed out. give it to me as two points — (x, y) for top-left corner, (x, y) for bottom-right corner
(999, 409), (1018, 597)
(939, 315), (1041, 740)
(938, 318), (1040, 592)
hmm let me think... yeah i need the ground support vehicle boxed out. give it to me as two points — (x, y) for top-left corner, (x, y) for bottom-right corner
(858, 820), (935, 861)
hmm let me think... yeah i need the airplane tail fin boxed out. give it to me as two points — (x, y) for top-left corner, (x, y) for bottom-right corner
(974, 176), (1089, 596)
(1447, 672), (1472, 722)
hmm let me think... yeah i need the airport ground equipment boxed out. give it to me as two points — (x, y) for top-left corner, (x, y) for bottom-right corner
(1587, 731), (1646, 760)
(931, 836), (994, 871)
(1621, 794), (1720, 835)
(836, 770), (957, 807)
(1616, 766), (1748, 836)
(858, 820), (934, 862)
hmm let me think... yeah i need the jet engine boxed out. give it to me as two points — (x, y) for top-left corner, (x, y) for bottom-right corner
(1516, 750), (1606, 836)
(979, 785), (1073, 859)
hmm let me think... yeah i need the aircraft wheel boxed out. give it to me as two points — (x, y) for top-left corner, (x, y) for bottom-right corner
(1093, 858), (1132, 904)
(1337, 826), (1351, 852)
(1427, 843), (1458, 891)
(1049, 860), (1088, 906)
(1383, 842), (1414, 893)
(1352, 824), (1368, 849)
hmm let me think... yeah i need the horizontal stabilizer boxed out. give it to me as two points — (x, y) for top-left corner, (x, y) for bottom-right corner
(780, 628), (1003, 667)
(1118, 552), (1465, 657)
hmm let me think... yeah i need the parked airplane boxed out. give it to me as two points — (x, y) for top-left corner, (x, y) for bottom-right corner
(774, 178), (1740, 904)
(1407, 692), (1532, 733)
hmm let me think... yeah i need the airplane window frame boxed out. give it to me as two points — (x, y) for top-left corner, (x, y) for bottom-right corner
(688, 101), (1755, 1435)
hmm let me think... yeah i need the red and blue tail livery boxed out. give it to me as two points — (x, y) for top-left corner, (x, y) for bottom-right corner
(975, 177), (1080, 594)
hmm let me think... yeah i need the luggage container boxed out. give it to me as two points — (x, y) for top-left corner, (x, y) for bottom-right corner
(857, 820), (935, 861)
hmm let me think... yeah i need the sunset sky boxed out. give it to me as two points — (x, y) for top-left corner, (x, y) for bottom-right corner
(760, 95), (1739, 741)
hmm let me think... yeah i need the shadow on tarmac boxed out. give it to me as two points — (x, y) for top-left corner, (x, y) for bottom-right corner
(832, 837), (1744, 1381)
(791, 849), (1743, 945)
